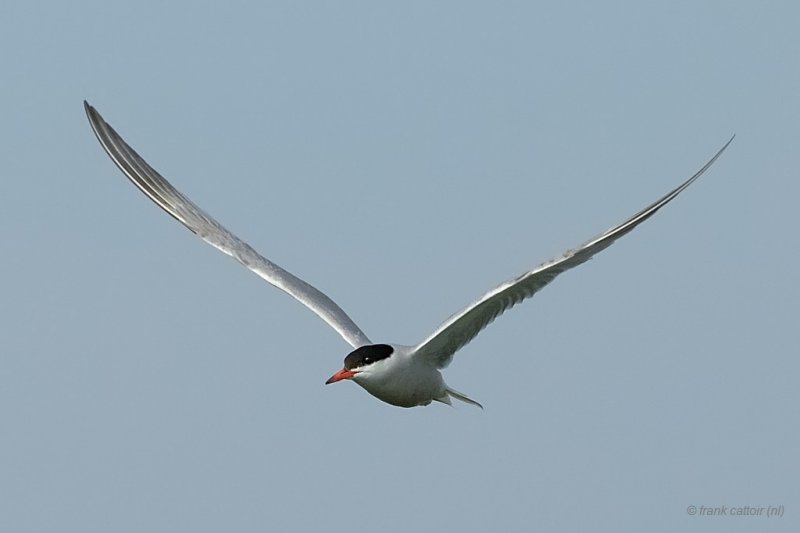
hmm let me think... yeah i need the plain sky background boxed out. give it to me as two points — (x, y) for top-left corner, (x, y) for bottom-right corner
(1, 2), (797, 532)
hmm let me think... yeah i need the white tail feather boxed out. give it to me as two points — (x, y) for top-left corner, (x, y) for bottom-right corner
(445, 387), (483, 409)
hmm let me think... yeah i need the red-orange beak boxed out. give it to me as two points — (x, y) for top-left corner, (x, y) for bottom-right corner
(325, 368), (357, 385)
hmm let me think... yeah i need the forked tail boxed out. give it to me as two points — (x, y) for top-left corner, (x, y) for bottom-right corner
(445, 387), (483, 409)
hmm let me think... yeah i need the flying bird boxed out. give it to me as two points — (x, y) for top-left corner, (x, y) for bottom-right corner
(84, 101), (733, 408)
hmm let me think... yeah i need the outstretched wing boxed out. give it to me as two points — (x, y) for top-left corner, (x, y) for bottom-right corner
(414, 136), (734, 367)
(84, 101), (371, 348)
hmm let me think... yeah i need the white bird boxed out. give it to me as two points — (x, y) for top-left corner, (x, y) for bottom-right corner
(84, 101), (733, 409)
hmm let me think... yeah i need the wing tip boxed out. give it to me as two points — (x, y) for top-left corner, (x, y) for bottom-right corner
(83, 99), (95, 120)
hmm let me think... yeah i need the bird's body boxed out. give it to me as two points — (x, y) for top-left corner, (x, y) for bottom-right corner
(84, 100), (733, 409)
(348, 344), (447, 408)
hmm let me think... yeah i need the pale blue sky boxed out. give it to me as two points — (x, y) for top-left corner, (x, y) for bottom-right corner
(1, 2), (797, 532)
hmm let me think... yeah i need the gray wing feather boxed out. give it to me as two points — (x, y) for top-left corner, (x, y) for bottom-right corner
(84, 101), (371, 349)
(415, 136), (734, 367)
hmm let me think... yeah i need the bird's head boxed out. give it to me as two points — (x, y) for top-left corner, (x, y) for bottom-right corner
(325, 344), (395, 384)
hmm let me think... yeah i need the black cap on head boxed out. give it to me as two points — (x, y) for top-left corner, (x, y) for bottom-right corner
(344, 344), (394, 370)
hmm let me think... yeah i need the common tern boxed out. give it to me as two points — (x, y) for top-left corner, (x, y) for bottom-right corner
(84, 101), (733, 408)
